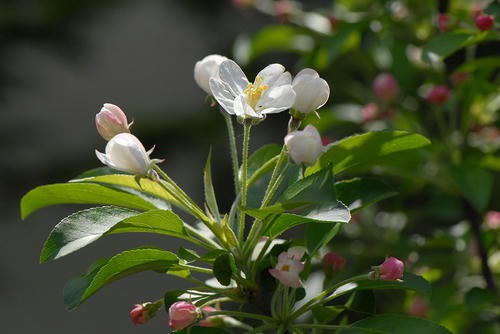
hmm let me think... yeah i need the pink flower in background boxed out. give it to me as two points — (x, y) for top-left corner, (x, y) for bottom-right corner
(408, 296), (429, 318)
(451, 72), (468, 86)
(362, 103), (379, 122)
(438, 13), (450, 32)
(269, 251), (305, 288)
(485, 211), (500, 229)
(378, 256), (405, 281)
(426, 85), (450, 104)
(95, 103), (130, 141)
(475, 14), (494, 31)
(130, 304), (150, 325)
(323, 252), (345, 274)
(373, 73), (399, 102)
(199, 306), (220, 327)
(168, 301), (201, 330)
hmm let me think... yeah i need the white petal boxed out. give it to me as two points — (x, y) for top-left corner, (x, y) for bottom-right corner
(257, 84), (296, 114)
(209, 78), (236, 115)
(218, 60), (249, 97)
(234, 95), (261, 119)
(105, 133), (151, 175)
(292, 77), (330, 113)
(292, 68), (319, 86)
(194, 54), (227, 94)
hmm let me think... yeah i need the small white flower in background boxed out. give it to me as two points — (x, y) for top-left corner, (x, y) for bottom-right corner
(95, 133), (158, 176)
(287, 246), (306, 260)
(209, 59), (296, 122)
(95, 103), (131, 140)
(291, 69), (330, 114)
(284, 124), (322, 166)
(194, 54), (228, 95)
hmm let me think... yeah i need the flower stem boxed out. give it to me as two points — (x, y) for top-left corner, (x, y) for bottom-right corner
(289, 274), (369, 321)
(207, 310), (276, 323)
(176, 263), (213, 274)
(238, 123), (252, 244)
(223, 112), (240, 196)
(291, 324), (385, 333)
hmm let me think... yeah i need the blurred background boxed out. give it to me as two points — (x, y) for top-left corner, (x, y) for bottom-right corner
(2, 0), (500, 333)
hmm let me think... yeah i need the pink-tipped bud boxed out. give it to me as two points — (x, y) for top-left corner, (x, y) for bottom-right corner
(95, 103), (130, 141)
(168, 301), (201, 330)
(373, 73), (399, 103)
(485, 211), (500, 229)
(378, 256), (405, 281)
(323, 252), (345, 274)
(475, 14), (494, 31)
(362, 103), (379, 122)
(438, 13), (450, 32)
(130, 304), (150, 325)
(426, 85), (450, 104)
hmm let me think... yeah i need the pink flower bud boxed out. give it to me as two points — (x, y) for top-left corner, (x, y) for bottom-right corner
(438, 13), (450, 32)
(378, 256), (405, 281)
(269, 251), (305, 288)
(95, 103), (130, 141)
(373, 73), (399, 103)
(475, 14), (494, 31)
(408, 296), (429, 318)
(168, 301), (201, 330)
(285, 124), (322, 166)
(199, 306), (225, 327)
(485, 211), (500, 229)
(362, 103), (379, 122)
(426, 85), (450, 104)
(130, 304), (150, 325)
(323, 252), (345, 274)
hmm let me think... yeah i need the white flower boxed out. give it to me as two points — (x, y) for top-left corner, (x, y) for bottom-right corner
(194, 54), (228, 94)
(284, 124), (322, 166)
(209, 60), (296, 121)
(291, 69), (330, 114)
(95, 133), (157, 176)
(95, 103), (131, 140)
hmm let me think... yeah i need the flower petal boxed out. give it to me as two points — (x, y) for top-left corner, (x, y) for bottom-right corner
(257, 63), (287, 87)
(257, 84), (296, 114)
(209, 78), (236, 115)
(219, 60), (249, 97)
(234, 94), (261, 119)
(292, 77), (329, 113)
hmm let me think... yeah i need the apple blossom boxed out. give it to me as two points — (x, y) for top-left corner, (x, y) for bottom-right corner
(362, 103), (379, 122)
(485, 211), (500, 229)
(475, 14), (494, 31)
(95, 133), (159, 176)
(95, 103), (130, 141)
(284, 124), (322, 166)
(323, 252), (345, 274)
(209, 59), (296, 122)
(269, 251), (305, 288)
(291, 68), (330, 114)
(373, 73), (399, 103)
(287, 246), (306, 261)
(376, 256), (405, 281)
(194, 54), (228, 95)
(438, 13), (450, 32)
(168, 301), (201, 330)
(426, 85), (450, 104)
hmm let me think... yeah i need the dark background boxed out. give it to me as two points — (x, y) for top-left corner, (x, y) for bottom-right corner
(0, 0), (295, 332)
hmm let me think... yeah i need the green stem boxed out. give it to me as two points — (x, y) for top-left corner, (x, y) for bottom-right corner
(247, 155), (279, 187)
(250, 235), (274, 281)
(247, 323), (279, 333)
(239, 123), (252, 244)
(289, 274), (369, 321)
(261, 163), (291, 208)
(176, 263), (213, 274)
(223, 112), (240, 196)
(207, 310), (276, 323)
(291, 324), (385, 333)
(183, 224), (220, 249)
(261, 147), (287, 207)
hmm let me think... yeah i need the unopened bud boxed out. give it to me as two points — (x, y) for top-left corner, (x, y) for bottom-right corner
(168, 301), (201, 330)
(323, 252), (345, 275)
(95, 103), (130, 141)
(426, 85), (449, 104)
(475, 14), (494, 31)
(377, 256), (405, 281)
(438, 13), (450, 32)
(373, 73), (399, 103)
(285, 124), (322, 166)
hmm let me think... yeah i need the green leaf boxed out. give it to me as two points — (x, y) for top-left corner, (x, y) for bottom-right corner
(164, 290), (187, 309)
(480, 155), (500, 171)
(64, 247), (178, 310)
(449, 165), (493, 212)
(347, 272), (432, 296)
(173, 326), (232, 334)
(199, 249), (227, 263)
(40, 206), (138, 263)
(335, 178), (398, 212)
(326, 22), (365, 65)
(73, 167), (128, 179)
(73, 174), (180, 209)
(306, 222), (342, 256)
(422, 30), (498, 63)
(21, 183), (157, 219)
(213, 253), (236, 286)
(312, 305), (344, 323)
(246, 144), (282, 186)
(345, 290), (376, 314)
(465, 287), (498, 310)
(342, 314), (453, 334)
(40, 207), (190, 263)
(278, 166), (335, 204)
(306, 131), (431, 176)
(258, 201), (351, 239)
(178, 247), (200, 263)
(453, 57), (500, 75)
(63, 258), (109, 311)
(204, 149), (220, 221)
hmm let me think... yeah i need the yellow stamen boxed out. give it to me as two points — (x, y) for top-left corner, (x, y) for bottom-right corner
(243, 76), (268, 108)
(281, 265), (290, 272)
